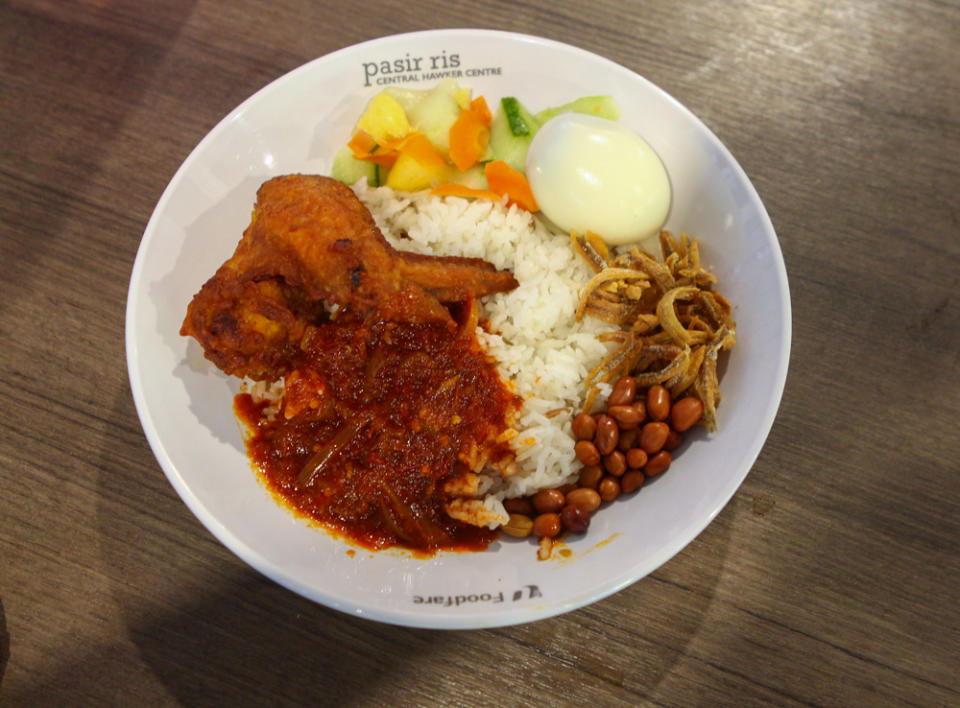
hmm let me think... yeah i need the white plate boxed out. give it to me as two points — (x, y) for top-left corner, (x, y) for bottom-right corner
(126, 29), (790, 628)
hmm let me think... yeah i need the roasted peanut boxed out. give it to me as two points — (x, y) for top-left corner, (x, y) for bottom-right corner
(574, 439), (601, 466)
(594, 414), (619, 455)
(565, 487), (602, 512)
(626, 448), (648, 469)
(608, 375), (636, 406)
(664, 429), (684, 451)
(646, 384), (671, 421)
(644, 450), (672, 476)
(621, 470), (645, 494)
(503, 497), (534, 516)
(632, 400), (646, 423)
(670, 396), (704, 432)
(501, 513), (534, 538)
(597, 476), (621, 502)
(578, 465), (603, 489)
(532, 512), (562, 538)
(532, 488), (565, 514)
(603, 450), (627, 477)
(639, 421), (670, 454)
(608, 404), (644, 429)
(571, 412), (597, 440)
(560, 504), (591, 533)
(617, 427), (638, 452)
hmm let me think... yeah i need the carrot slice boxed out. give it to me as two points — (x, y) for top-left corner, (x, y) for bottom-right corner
(430, 183), (502, 201)
(347, 130), (378, 158)
(347, 130), (402, 168)
(484, 160), (539, 212)
(469, 96), (492, 126)
(401, 132), (446, 166)
(449, 109), (490, 172)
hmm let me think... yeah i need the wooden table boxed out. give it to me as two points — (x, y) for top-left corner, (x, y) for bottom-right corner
(2, 1), (957, 704)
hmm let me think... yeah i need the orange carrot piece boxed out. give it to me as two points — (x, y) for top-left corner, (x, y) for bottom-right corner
(430, 183), (502, 201)
(347, 130), (378, 158)
(469, 96), (492, 126)
(381, 133), (416, 152)
(347, 130), (401, 168)
(485, 160), (539, 212)
(401, 132), (446, 166)
(449, 109), (489, 172)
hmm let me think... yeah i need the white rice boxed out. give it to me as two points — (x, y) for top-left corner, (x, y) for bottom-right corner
(351, 182), (614, 523)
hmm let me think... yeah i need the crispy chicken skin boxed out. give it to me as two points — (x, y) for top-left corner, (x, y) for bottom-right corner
(181, 174), (518, 379)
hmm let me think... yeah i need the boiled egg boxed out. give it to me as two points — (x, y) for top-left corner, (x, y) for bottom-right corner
(525, 113), (671, 245)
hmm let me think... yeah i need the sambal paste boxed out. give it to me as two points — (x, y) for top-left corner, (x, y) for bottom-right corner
(234, 317), (521, 553)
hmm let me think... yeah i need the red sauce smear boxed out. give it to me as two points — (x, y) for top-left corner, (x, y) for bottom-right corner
(234, 316), (521, 554)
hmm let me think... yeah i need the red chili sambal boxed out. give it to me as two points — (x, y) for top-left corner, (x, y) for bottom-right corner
(234, 316), (522, 554)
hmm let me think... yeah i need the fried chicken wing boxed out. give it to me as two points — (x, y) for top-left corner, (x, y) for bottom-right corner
(181, 175), (518, 379)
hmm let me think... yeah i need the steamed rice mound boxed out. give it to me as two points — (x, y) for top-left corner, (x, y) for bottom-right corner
(351, 182), (615, 523)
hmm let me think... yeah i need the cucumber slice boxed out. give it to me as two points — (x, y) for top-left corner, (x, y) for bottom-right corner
(501, 97), (538, 136)
(331, 146), (378, 186)
(488, 97), (541, 172)
(407, 85), (461, 156)
(450, 164), (489, 190)
(384, 79), (463, 116)
(488, 109), (530, 172)
(535, 95), (621, 124)
(383, 87), (426, 115)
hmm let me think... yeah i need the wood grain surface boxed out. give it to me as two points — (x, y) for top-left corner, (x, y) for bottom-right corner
(1, 0), (958, 705)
